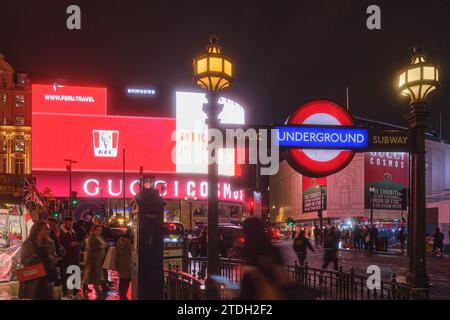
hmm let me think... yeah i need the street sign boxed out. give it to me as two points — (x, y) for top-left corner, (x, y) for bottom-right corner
(368, 130), (411, 152)
(283, 100), (356, 178)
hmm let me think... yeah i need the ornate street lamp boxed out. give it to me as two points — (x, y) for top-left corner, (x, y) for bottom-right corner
(193, 36), (234, 288)
(184, 194), (197, 234)
(397, 48), (439, 293)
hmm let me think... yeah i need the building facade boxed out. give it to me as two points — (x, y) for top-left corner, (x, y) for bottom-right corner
(0, 53), (31, 175)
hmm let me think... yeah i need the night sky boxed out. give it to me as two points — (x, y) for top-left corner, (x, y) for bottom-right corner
(1, 0), (449, 139)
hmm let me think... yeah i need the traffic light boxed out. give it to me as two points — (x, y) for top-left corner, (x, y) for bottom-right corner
(285, 217), (295, 227)
(400, 188), (408, 210)
(71, 191), (78, 208)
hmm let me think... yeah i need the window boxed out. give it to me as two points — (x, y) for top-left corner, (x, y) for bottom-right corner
(14, 159), (24, 175)
(14, 136), (24, 152)
(0, 158), (6, 173)
(15, 115), (25, 126)
(1, 137), (6, 153)
(15, 95), (25, 107)
(2, 116), (7, 125)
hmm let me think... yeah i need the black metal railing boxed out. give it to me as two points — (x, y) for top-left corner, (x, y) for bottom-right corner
(164, 258), (427, 300)
(164, 267), (204, 300)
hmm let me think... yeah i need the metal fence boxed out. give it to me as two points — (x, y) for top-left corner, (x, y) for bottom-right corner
(164, 258), (428, 300)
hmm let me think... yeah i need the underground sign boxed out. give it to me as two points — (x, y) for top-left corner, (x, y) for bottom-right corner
(282, 100), (357, 178)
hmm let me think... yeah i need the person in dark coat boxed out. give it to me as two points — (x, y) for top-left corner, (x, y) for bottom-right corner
(433, 228), (444, 257)
(19, 221), (57, 300)
(313, 225), (320, 246)
(198, 227), (208, 279)
(116, 234), (131, 300)
(353, 225), (362, 251)
(293, 229), (314, 266)
(321, 227), (339, 271)
(240, 217), (291, 300)
(397, 227), (407, 254)
(60, 216), (81, 297)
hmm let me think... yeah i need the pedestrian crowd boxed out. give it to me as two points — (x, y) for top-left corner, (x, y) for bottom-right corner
(18, 215), (132, 300)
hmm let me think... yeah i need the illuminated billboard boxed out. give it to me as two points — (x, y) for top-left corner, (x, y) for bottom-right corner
(32, 113), (176, 173)
(175, 92), (245, 175)
(33, 172), (244, 202)
(32, 84), (107, 115)
(32, 86), (245, 177)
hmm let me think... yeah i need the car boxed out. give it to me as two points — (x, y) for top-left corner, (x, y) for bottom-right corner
(188, 224), (244, 259)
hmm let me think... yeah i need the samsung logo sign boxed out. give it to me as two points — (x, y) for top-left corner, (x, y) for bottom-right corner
(275, 126), (369, 150)
(127, 88), (156, 96)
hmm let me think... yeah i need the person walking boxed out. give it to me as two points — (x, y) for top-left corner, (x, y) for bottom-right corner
(370, 225), (379, 253)
(116, 233), (131, 300)
(353, 225), (362, 251)
(83, 225), (108, 298)
(60, 217), (81, 298)
(240, 217), (291, 300)
(293, 229), (314, 266)
(321, 226), (339, 271)
(397, 227), (406, 254)
(198, 227), (208, 279)
(19, 221), (58, 300)
(433, 228), (444, 257)
(313, 225), (320, 246)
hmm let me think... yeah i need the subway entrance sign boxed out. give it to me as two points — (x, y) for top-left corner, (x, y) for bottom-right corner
(278, 100), (411, 177)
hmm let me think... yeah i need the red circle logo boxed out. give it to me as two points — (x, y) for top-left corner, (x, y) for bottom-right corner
(284, 100), (355, 177)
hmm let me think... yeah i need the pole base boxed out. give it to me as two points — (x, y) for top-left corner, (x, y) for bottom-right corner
(406, 271), (430, 291)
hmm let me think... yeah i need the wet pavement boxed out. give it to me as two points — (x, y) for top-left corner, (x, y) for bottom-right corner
(274, 240), (450, 299)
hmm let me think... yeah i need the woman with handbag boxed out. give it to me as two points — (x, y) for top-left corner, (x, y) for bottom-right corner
(18, 221), (58, 300)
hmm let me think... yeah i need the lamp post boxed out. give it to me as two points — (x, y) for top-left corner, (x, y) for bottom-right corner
(64, 159), (77, 217)
(398, 48), (439, 291)
(184, 194), (197, 234)
(369, 185), (375, 229)
(316, 185), (325, 244)
(193, 36), (233, 286)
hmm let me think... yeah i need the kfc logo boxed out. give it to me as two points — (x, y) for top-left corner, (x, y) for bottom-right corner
(93, 130), (119, 157)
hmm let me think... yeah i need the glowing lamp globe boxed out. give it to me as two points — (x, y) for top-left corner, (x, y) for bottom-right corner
(398, 48), (440, 104)
(193, 36), (233, 92)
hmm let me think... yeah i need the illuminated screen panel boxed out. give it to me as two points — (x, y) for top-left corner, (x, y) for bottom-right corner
(31, 113), (176, 173)
(32, 84), (107, 115)
(33, 171), (245, 202)
(175, 92), (245, 175)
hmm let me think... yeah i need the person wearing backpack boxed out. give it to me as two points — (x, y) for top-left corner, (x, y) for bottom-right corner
(293, 229), (314, 266)
(321, 227), (339, 271)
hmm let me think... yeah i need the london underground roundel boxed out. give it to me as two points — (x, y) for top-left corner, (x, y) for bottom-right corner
(284, 100), (355, 178)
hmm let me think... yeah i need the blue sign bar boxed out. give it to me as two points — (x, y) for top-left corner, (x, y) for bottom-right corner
(275, 126), (369, 150)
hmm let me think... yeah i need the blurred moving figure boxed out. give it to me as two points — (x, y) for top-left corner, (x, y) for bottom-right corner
(293, 229), (314, 266)
(19, 221), (57, 300)
(433, 228), (444, 257)
(321, 226), (339, 271)
(240, 217), (291, 300)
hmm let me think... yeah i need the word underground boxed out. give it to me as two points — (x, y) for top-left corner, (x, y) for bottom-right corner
(275, 126), (368, 149)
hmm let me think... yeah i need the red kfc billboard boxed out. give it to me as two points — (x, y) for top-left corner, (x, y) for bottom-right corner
(32, 113), (176, 173)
